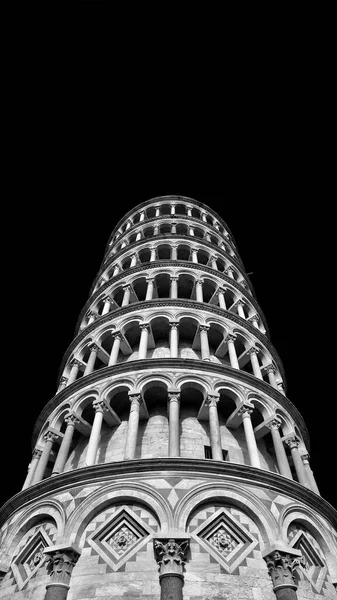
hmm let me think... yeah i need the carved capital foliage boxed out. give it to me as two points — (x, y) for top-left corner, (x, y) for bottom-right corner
(111, 330), (122, 341)
(248, 346), (260, 356)
(128, 393), (141, 409)
(265, 363), (276, 374)
(44, 431), (60, 444)
(301, 453), (310, 464)
(139, 323), (150, 332)
(70, 358), (82, 368)
(286, 437), (300, 450)
(199, 325), (210, 333)
(169, 322), (179, 330)
(32, 448), (42, 459)
(46, 549), (80, 586)
(93, 400), (106, 413)
(153, 538), (189, 575)
(206, 394), (219, 408)
(168, 393), (180, 403)
(264, 550), (306, 591)
(237, 404), (254, 418)
(267, 418), (282, 430)
(88, 342), (99, 352)
(225, 333), (237, 343)
(64, 413), (80, 427)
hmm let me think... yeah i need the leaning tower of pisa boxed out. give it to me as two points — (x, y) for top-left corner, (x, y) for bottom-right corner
(0, 195), (336, 600)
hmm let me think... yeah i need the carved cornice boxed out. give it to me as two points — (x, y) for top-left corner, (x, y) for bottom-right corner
(36, 359), (305, 451)
(1, 459), (335, 530)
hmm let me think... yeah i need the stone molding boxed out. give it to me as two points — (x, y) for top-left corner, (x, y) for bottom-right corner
(154, 537), (189, 576)
(34, 359), (307, 450)
(1, 459), (336, 529)
(70, 297), (275, 378)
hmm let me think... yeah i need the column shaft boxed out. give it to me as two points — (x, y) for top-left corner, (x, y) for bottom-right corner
(145, 279), (154, 300)
(287, 440), (308, 487)
(208, 397), (223, 461)
(124, 395), (141, 460)
(196, 280), (203, 302)
(139, 325), (149, 359)
(102, 298), (111, 315)
(168, 394), (180, 457)
(67, 361), (80, 385)
(109, 334), (121, 365)
(22, 450), (41, 490)
(52, 420), (76, 476)
(200, 327), (210, 360)
(85, 406), (104, 466)
(269, 423), (293, 479)
(32, 435), (55, 484)
(218, 290), (226, 309)
(227, 336), (239, 369)
(170, 277), (178, 299)
(122, 286), (131, 306)
(170, 324), (179, 358)
(249, 349), (263, 379)
(241, 409), (261, 468)
(84, 345), (98, 376)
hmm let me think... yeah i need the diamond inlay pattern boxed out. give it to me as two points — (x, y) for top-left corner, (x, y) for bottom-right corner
(288, 524), (328, 594)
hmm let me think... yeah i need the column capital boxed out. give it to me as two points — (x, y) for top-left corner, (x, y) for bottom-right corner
(168, 391), (180, 403)
(70, 358), (82, 368)
(225, 333), (237, 343)
(88, 342), (99, 352)
(111, 330), (122, 340)
(44, 544), (81, 588)
(169, 321), (179, 330)
(153, 538), (189, 576)
(248, 314), (260, 323)
(235, 299), (245, 307)
(122, 284), (131, 291)
(103, 295), (112, 303)
(139, 323), (150, 332)
(285, 436), (300, 450)
(128, 392), (142, 405)
(247, 346), (260, 356)
(170, 274), (179, 281)
(32, 448), (42, 459)
(93, 400), (106, 413)
(265, 363), (276, 373)
(145, 276), (155, 283)
(237, 403), (254, 418)
(199, 324), (210, 332)
(263, 547), (305, 592)
(64, 413), (80, 427)
(301, 453), (310, 464)
(206, 393), (220, 408)
(59, 376), (68, 385)
(44, 431), (61, 444)
(225, 266), (234, 273)
(266, 418), (282, 430)
(196, 277), (204, 285)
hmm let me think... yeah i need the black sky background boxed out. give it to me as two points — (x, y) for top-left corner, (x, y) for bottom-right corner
(1, 186), (335, 511)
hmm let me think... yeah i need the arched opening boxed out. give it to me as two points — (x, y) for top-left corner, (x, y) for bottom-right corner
(149, 317), (170, 358)
(121, 256), (131, 270)
(205, 214), (213, 225)
(218, 388), (238, 421)
(179, 317), (199, 359)
(123, 321), (141, 357)
(160, 222), (171, 235)
(106, 387), (130, 421)
(133, 213), (141, 224)
(112, 285), (124, 307)
(208, 324), (225, 361)
(133, 276), (147, 301)
(143, 226), (154, 238)
(146, 206), (156, 219)
(175, 204), (186, 215)
(177, 245), (190, 261)
(177, 273), (194, 299)
(194, 227), (204, 239)
(191, 207), (200, 219)
(129, 233), (137, 244)
(154, 273), (170, 298)
(197, 249), (209, 265)
(203, 279), (217, 303)
(157, 244), (171, 260)
(161, 204), (171, 215)
(138, 248), (151, 263)
(176, 223), (188, 236)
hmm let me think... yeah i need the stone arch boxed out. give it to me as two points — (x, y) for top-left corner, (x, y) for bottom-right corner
(2, 500), (65, 560)
(246, 393), (273, 420)
(275, 408), (294, 436)
(66, 484), (172, 545)
(72, 390), (99, 419)
(280, 505), (337, 581)
(175, 482), (277, 548)
(50, 403), (72, 432)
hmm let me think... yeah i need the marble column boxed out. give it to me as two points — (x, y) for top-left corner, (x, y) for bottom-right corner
(171, 204), (176, 215)
(187, 206), (192, 217)
(211, 255), (218, 270)
(301, 454), (320, 495)
(87, 311), (96, 325)
(238, 405), (261, 468)
(113, 264), (120, 276)
(154, 538), (189, 600)
(265, 364), (278, 389)
(57, 377), (68, 392)
(109, 332), (122, 366)
(171, 222), (177, 234)
(125, 220), (131, 230)
(52, 415), (79, 476)
(189, 226), (194, 236)
(248, 347), (263, 379)
(206, 394), (223, 461)
(199, 325), (210, 360)
(67, 359), (81, 385)
(191, 248), (198, 263)
(101, 296), (112, 315)
(121, 240), (127, 248)
(171, 244), (178, 260)
(138, 324), (150, 359)
(124, 393), (141, 460)
(236, 300), (246, 319)
(206, 233), (211, 242)
(155, 206), (160, 217)
(154, 224), (159, 235)
(196, 278), (203, 302)
(139, 210), (145, 221)
(130, 253), (137, 267)
(150, 246), (157, 261)
(84, 343), (98, 376)
(285, 437), (308, 487)
(44, 546), (80, 600)
(168, 391), (180, 457)
(169, 322), (179, 358)
(267, 419), (293, 479)
(170, 276), (178, 299)
(22, 449), (42, 490)
(145, 277), (155, 300)
(202, 212), (207, 222)
(136, 231), (142, 241)
(32, 432), (60, 484)
(248, 314), (260, 329)
(217, 288), (227, 309)
(263, 548), (305, 600)
(85, 401), (105, 466)
(226, 334), (239, 369)
(226, 266), (234, 279)
(122, 285), (131, 306)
